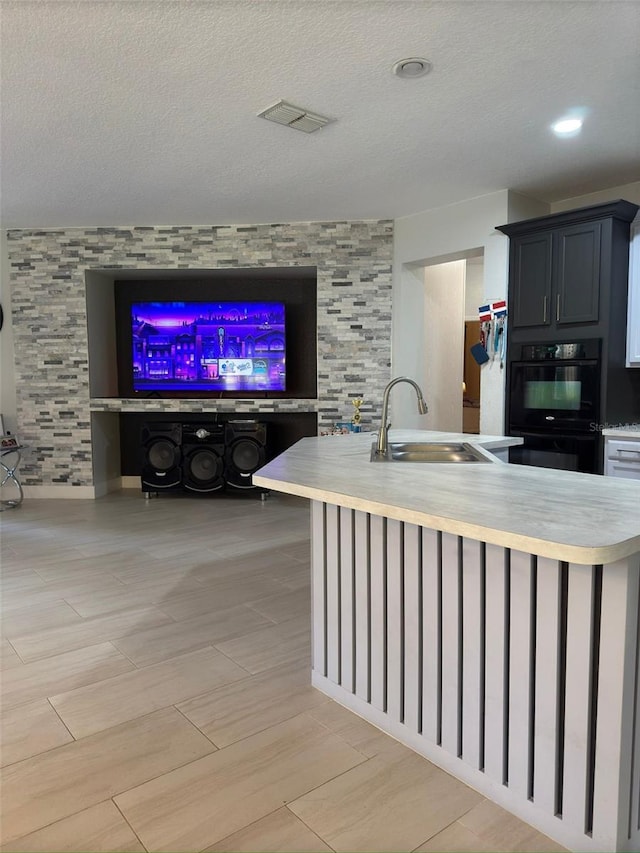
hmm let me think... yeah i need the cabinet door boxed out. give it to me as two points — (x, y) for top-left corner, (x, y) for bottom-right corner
(511, 232), (552, 329)
(605, 457), (640, 479)
(604, 437), (640, 479)
(554, 221), (601, 325)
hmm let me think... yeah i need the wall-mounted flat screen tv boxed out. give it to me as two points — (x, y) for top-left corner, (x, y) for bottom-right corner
(130, 301), (286, 393)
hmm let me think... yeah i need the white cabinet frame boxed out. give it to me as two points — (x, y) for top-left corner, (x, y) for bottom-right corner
(626, 217), (640, 366)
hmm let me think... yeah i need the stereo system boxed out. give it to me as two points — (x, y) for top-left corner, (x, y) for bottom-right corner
(140, 420), (268, 496)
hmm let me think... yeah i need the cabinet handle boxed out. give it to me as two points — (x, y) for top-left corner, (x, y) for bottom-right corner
(556, 294), (560, 322)
(543, 296), (548, 323)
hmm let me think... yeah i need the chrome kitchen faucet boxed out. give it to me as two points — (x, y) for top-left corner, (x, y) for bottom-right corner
(375, 377), (428, 456)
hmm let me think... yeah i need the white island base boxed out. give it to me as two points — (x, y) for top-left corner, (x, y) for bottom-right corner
(254, 432), (640, 853)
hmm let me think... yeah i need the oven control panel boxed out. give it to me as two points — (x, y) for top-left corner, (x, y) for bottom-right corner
(518, 340), (600, 361)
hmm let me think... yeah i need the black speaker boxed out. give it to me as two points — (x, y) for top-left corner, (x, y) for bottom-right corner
(224, 420), (267, 489)
(182, 424), (225, 493)
(141, 422), (182, 491)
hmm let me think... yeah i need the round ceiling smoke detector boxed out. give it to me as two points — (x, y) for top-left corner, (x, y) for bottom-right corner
(392, 57), (432, 78)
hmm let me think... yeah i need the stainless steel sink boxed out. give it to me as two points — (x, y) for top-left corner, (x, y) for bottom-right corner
(370, 441), (492, 463)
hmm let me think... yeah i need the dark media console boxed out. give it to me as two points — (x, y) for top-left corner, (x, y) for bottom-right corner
(141, 419), (269, 498)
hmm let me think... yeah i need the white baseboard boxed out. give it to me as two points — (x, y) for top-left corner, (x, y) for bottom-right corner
(22, 477), (140, 500)
(22, 485), (97, 499)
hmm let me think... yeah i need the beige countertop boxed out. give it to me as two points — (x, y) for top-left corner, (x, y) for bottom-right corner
(602, 425), (640, 440)
(253, 429), (640, 565)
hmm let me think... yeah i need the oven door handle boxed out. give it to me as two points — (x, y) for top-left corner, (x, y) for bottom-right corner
(510, 427), (597, 439)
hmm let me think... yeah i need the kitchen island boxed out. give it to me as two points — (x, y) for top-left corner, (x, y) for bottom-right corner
(254, 430), (640, 853)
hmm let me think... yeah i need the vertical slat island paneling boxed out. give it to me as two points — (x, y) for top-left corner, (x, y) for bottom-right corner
(254, 430), (640, 853)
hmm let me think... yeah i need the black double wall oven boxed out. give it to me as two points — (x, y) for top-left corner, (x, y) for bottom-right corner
(507, 340), (601, 474)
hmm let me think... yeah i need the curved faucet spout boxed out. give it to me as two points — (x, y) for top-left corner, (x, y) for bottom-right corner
(375, 377), (428, 455)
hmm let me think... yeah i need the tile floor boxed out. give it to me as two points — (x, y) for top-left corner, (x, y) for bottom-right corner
(0, 490), (566, 852)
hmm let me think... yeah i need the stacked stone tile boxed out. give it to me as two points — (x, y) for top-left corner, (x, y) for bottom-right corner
(8, 221), (392, 488)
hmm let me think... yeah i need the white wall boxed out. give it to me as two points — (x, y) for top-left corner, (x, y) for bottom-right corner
(423, 260), (465, 432)
(464, 257), (484, 320)
(392, 190), (549, 434)
(550, 180), (640, 213)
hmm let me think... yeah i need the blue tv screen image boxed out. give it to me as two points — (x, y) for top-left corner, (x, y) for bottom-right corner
(131, 301), (286, 392)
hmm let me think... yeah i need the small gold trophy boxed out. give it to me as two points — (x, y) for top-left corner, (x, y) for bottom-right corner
(352, 398), (363, 431)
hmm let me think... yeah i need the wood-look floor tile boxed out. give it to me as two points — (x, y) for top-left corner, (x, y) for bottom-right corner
(246, 587), (311, 624)
(0, 587), (75, 614)
(3, 548), (87, 571)
(1, 537), (79, 560)
(204, 807), (332, 852)
(188, 530), (310, 565)
(156, 575), (288, 622)
(458, 800), (567, 852)
(9, 606), (174, 662)
(0, 801), (145, 852)
(413, 820), (497, 852)
(0, 707), (215, 845)
(140, 538), (237, 560)
(113, 604), (273, 668)
(0, 570), (47, 595)
(31, 554), (126, 582)
(50, 646), (248, 738)
(306, 699), (402, 758)
(0, 642), (134, 711)
(264, 561), (310, 591)
(61, 574), (204, 617)
(0, 600), (82, 639)
(192, 548), (305, 587)
(2, 574), (127, 612)
(0, 639), (22, 671)
(0, 549), (19, 567)
(215, 613), (310, 674)
(278, 541), (312, 563)
(35, 573), (128, 598)
(289, 748), (483, 852)
(0, 698), (73, 767)
(110, 556), (205, 585)
(177, 661), (327, 747)
(115, 713), (367, 853)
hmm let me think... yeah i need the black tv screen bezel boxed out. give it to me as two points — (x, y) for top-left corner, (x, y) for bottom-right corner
(114, 268), (317, 400)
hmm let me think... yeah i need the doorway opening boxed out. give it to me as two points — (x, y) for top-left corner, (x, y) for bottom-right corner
(422, 252), (484, 433)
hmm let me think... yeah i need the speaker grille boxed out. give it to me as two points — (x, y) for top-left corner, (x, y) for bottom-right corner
(187, 449), (224, 483)
(148, 439), (179, 471)
(230, 440), (261, 473)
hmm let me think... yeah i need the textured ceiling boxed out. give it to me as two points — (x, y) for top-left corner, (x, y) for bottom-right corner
(1, 0), (639, 228)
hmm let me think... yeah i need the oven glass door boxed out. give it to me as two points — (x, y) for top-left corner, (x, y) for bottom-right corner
(509, 360), (599, 431)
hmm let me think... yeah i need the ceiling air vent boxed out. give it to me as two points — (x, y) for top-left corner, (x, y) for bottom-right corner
(257, 100), (333, 133)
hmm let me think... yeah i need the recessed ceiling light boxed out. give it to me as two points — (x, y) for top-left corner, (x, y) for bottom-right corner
(392, 57), (432, 78)
(552, 117), (583, 136)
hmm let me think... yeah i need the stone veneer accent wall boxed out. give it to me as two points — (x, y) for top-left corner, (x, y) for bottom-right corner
(8, 221), (392, 488)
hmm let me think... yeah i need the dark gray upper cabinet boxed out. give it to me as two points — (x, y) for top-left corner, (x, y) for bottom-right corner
(554, 221), (601, 325)
(510, 231), (552, 328)
(497, 200), (638, 338)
